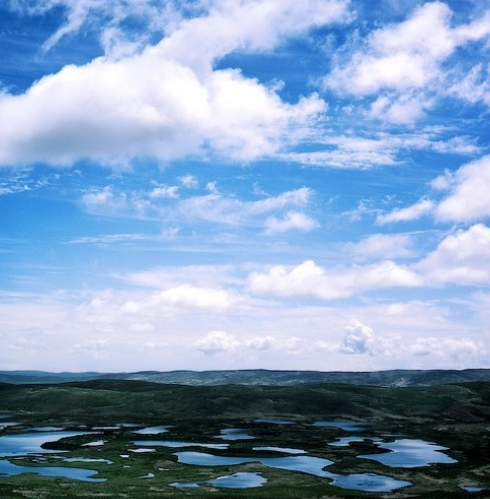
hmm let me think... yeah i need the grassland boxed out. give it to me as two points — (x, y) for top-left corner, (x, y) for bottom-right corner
(0, 380), (488, 498)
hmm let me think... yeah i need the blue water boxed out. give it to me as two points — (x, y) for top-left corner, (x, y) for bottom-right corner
(175, 451), (411, 492)
(328, 436), (375, 447)
(171, 472), (267, 489)
(217, 428), (255, 440)
(312, 421), (367, 432)
(132, 426), (170, 435)
(253, 446), (306, 454)
(133, 440), (228, 449)
(461, 486), (486, 492)
(359, 439), (457, 468)
(0, 459), (105, 482)
(255, 418), (294, 425)
(0, 431), (94, 457)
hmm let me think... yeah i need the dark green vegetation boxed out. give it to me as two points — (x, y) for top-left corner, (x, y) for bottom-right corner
(0, 379), (489, 498)
(1, 368), (490, 386)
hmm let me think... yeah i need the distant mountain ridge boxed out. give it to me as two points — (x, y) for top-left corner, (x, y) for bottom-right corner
(0, 368), (489, 387)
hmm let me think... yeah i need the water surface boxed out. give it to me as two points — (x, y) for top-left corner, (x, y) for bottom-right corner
(312, 421), (367, 432)
(0, 431), (94, 457)
(133, 440), (228, 450)
(0, 459), (105, 482)
(174, 451), (411, 492)
(217, 428), (255, 440)
(359, 439), (457, 468)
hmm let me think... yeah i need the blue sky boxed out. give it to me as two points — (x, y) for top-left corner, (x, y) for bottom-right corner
(1, 0), (490, 372)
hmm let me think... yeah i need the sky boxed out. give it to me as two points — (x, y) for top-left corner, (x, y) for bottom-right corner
(1, 0), (490, 373)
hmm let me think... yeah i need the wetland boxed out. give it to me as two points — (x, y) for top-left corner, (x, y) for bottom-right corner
(0, 379), (488, 497)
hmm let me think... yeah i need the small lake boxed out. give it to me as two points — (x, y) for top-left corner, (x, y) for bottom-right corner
(216, 428), (255, 440)
(0, 459), (105, 482)
(133, 440), (229, 450)
(328, 436), (378, 447)
(132, 426), (170, 435)
(175, 451), (411, 492)
(253, 446), (306, 454)
(359, 438), (457, 467)
(172, 472), (267, 489)
(0, 431), (95, 457)
(255, 418), (295, 425)
(312, 421), (367, 432)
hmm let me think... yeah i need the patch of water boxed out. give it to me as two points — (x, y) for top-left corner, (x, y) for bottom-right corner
(0, 431), (94, 457)
(359, 439), (457, 468)
(171, 472), (266, 490)
(328, 436), (373, 447)
(83, 440), (105, 447)
(312, 421), (367, 432)
(253, 446), (306, 454)
(0, 459), (105, 482)
(461, 486), (486, 493)
(61, 457), (113, 464)
(175, 451), (411, 492)
(217, 428), (255, 440)
(133, 426), (170, 435)
(129, 448), (156, 453)
(31, 427), (64, 432)
(133, 440), (228, 450)
(139, 472), (155, 479)
(255, 419), (294, 425)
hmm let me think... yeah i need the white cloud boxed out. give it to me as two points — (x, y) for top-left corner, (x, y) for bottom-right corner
(409, 337), (482, 357)
(324, 2), (490, 123)
(417, 224), (490, 285)
(150, 185), (179, 199)
(264, 211), (319, 234)
(0, 0), (351, 168)
(123, 284), (239, 313)
(339, 320), (376, 355)
(284, 129), (480, 169)
(248, 259), (422, 301)
(435, 154), (490, 223)
(195, 330), (239, 354)
(376, 199), (434, 225)
(349, 233), (416, 260)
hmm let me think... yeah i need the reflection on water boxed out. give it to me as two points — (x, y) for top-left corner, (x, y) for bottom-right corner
(312, 421), (367, 432)
(175, 451), (411, 492)
(133, 426), (170, 435)
(328, 436), (377, 447)
(461, 486), (486, 493)
(359, 439), (457, 468)
(0, 431), (94, 458)
(217, 428), (255, 440)
(255, 419), (294, 425)
(171, 472), (266, 489)
(0, 459), (105, 482)
(253, 446), (306, 454)
(133, 440), (228, 450)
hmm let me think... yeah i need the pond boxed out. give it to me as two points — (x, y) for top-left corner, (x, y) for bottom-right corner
(359, 438), (457, 467)
(132, 426), (170, 435)
(132, 440), (229, 450)
(0, 459), (105, 482)
(0, 431), (95, 457)
(172, 472), (267, 489)
(174, 451), (411, 492)
(253, 446), (306, 454)
(216, 428), (255, 440)
(312, 421), (367, 432)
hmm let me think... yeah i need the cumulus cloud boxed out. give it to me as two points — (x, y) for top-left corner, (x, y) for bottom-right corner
(376, 199), (435, 225)
(0, 0), (351, 168)
(264, 211), (319, 234)
(435, 154), (490, 223)
(339, 321), (376, 355)
(324, 2), (490, 123)
(248, 259), (422, 301)
(123, 284), (238, 313)
(417, 224), (490, 285)
(349, 233), (416, 260)
(195, 330), (239, 354)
